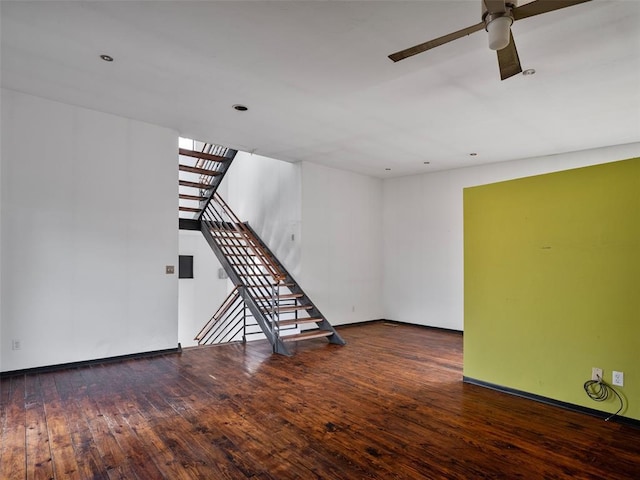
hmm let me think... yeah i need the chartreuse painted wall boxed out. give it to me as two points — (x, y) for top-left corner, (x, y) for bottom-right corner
(464, 157), (640, 421)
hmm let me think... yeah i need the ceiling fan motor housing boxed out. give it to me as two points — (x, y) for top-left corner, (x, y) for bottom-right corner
(483, 2), (516, 50)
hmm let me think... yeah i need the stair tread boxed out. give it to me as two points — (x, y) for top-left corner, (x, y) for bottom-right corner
(261, 305), (313, 313)
(179, 148), (229, 163)
(254, 293), (303, 300)
(179, 206), (202, 213)
(180, 179), (213, 189)
(281, 330), (333, 342)
(179, 164), (221, 176)
(179, 193), (208, 201)
(278, 317), (322, 327)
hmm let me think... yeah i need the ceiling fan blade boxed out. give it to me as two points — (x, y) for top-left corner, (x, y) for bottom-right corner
(497, 31), (522, 80)
(513, 0), (592, 22)
(388, 21), (484, 62)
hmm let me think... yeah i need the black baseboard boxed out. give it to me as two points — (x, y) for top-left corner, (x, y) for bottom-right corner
(0, 345), (182, 378)
(334, 318), (387, 329)
(383, 319), (463, 335)
(336, 318), (463, 335)
(464, 376), (640, 429)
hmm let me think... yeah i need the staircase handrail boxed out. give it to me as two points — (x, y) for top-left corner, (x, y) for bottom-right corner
(202, 297), (246, 344)
(194, 286), (240, 342)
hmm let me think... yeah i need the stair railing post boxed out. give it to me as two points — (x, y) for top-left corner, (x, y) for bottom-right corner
(271, 282), (280, 351)
(242, 302), (247, 343)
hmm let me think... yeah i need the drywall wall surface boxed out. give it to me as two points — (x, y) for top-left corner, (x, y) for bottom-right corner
(178, 230), (230, 347)
(0, 96), (3, 374)
(301, 161), (384, 325)
(1, 89), (178, 371)
(383, 142), (640, 330)
(464, 157), (640, 421)
(224, 151), (302, 277)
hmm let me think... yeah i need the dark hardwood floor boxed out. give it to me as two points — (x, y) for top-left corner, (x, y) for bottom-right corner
(1, 322), (639, 479)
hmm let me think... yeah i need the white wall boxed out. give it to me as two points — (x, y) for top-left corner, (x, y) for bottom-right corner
(178, 230), (230, 347)
(1, 89), (179, 371)
(0, 93), (3, 374)
(301, 162), (384, 325)
(225, 151), (302, 276)
(383, 142), (640, 330)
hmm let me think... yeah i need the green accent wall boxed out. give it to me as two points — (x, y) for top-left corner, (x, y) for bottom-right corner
(464, 157), (640, 421)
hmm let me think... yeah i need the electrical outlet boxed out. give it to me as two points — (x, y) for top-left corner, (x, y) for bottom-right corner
(166, 265), (175, 274)
(612, 371), (624, 387)
(592, 367), (603, 381)
(11, 339), (21, 350)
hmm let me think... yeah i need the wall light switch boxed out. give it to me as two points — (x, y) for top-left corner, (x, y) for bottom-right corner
(166, 265), (175, 274)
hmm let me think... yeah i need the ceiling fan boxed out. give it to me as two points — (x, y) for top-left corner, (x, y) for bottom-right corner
(388, 0), (592, 80)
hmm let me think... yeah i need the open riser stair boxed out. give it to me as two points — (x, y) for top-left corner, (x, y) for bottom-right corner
(179, 142), (237, 219)
(196, 193), (345, 355)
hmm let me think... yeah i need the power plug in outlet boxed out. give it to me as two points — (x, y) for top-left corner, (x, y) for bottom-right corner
(612, 371), (624, 387)
(592, 367), (603, 381)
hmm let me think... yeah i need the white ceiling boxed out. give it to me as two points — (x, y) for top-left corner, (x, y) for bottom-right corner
(2, 1), (639, 177)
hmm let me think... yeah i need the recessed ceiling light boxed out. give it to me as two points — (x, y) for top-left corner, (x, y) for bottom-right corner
(423, 161), (430, 165)
(523, 69), (536, 76)
(469, 152), (478, 156)
(100, 54), (114, 62)
(385, 168), (391, 171)
(232, 104), (248, 111)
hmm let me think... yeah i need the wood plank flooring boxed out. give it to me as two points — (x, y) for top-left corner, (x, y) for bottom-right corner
(1, 322), (639, 479)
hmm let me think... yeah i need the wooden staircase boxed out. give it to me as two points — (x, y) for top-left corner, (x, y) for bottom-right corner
(180, 142), (345, 356)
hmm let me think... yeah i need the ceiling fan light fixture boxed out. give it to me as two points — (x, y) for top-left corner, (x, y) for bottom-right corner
(487, 15), (513, 50)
